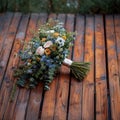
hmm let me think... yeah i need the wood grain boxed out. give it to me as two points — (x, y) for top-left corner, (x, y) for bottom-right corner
(3, 14), (30, 120)
(82, 15), (95, 120)
(0, 12), (22, 119)
(95, 15), (108, 120)
(0, 12), (13, 54)
(68, 15), (85, 120)
(40, 13), (58, 120)
(26, 13), (48, 120)
(0, 13), (119, 120)
(114, 15), (120, 78)
(13, 13), (39, 120)
(0, 12), (13, 86)
(54, 14), (75, 120)
(106, 15), (120, 120)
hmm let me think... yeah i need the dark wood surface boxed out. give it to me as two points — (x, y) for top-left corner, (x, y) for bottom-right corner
(0, 12), (120, 120)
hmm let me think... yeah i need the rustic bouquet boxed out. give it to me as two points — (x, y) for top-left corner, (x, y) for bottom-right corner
(14, 20), (90, 90)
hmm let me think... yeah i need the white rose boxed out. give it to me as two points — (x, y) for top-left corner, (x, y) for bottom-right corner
(43, 41), (53, 48)
(36, 46), (44, 55)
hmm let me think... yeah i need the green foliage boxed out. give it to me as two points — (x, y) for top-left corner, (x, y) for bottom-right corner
(0, 0), (120, 15)
(6, 0), (49, 12)
(52, 0), (79, 13)
(79, 0), (120, 14)
(14, 20), (75, 90)
(17, 0), (29, 12)
(7, 0), (16, 11)
(0, 0), (7, 11)
(7, 0), (29, 12)
(29, 0), (49, 12)
(0, 0), (2, 11)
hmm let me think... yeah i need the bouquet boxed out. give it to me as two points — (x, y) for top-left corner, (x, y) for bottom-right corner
(14, 20), (90, 91)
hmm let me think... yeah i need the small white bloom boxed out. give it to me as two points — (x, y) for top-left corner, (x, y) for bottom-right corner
(36, 46), (44, 55)
(59, 48), (63, 52)
(46, 30), (55, 33)
(55, 37), (65, 47)
(54, 23), (64, 28)
(28, 51), (32, 55)
(38, 30), (55, 34)
(27, 62), (31, 66)
(43, 41), (53, 48)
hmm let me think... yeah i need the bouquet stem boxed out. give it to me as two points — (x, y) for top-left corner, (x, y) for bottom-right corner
(63, 58), (90, 81)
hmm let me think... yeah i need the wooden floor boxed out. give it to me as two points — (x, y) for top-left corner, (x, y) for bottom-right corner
(0, 12), (120, 120)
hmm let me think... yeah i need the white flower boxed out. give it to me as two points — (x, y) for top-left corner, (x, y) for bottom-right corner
(46, 30), (55, 33)
(28, 51), (32, 55)
(38, 30), (55, 34)
(27, 62), (31, 66)
(36, 46), (44, 55)
(55, 37), (65, 47)
(43, 41), (53, 48)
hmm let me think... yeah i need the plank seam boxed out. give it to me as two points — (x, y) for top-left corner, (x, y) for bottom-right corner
(93, 15), (96, 120)
(1, 13), (22, 119)
(11, 14), (30, 120)
(53, 14), (66, 120)
(0, 12), (14, 89)
(24, 13), (40, 120)
(66, 14), (76, 120)
(113, 15), (120, 82)
(38, 13), (53, 119)
(103, 15), (112, 120)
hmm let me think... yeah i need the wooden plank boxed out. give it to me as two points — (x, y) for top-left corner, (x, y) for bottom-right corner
(0, 13), (6, 53)
(114, 17), (120, 120)
(0, 12), (22, 119)
(54, 14), (75, 120)
(3, 14), (30, 120)
(0, 13), (5, 32)
(106, 15), (120, 120)
(0, 12), (14, 53)
(114, 15), (120, 77)
(0, 13), (13, 72)
(25, 13), (48, 120)
(40, 14), (65, 120)
(40, 13), (57, 120)
(95, 15), (108, 120)
(68, 15), (85, 120)
(82, 15), (95, 120)
(114, 15), (120, 120)
(12, 13), (39, 120)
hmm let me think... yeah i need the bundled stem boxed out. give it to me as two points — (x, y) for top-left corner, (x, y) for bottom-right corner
(63, 58), (90, 81)
(70, 62), (90, 81)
